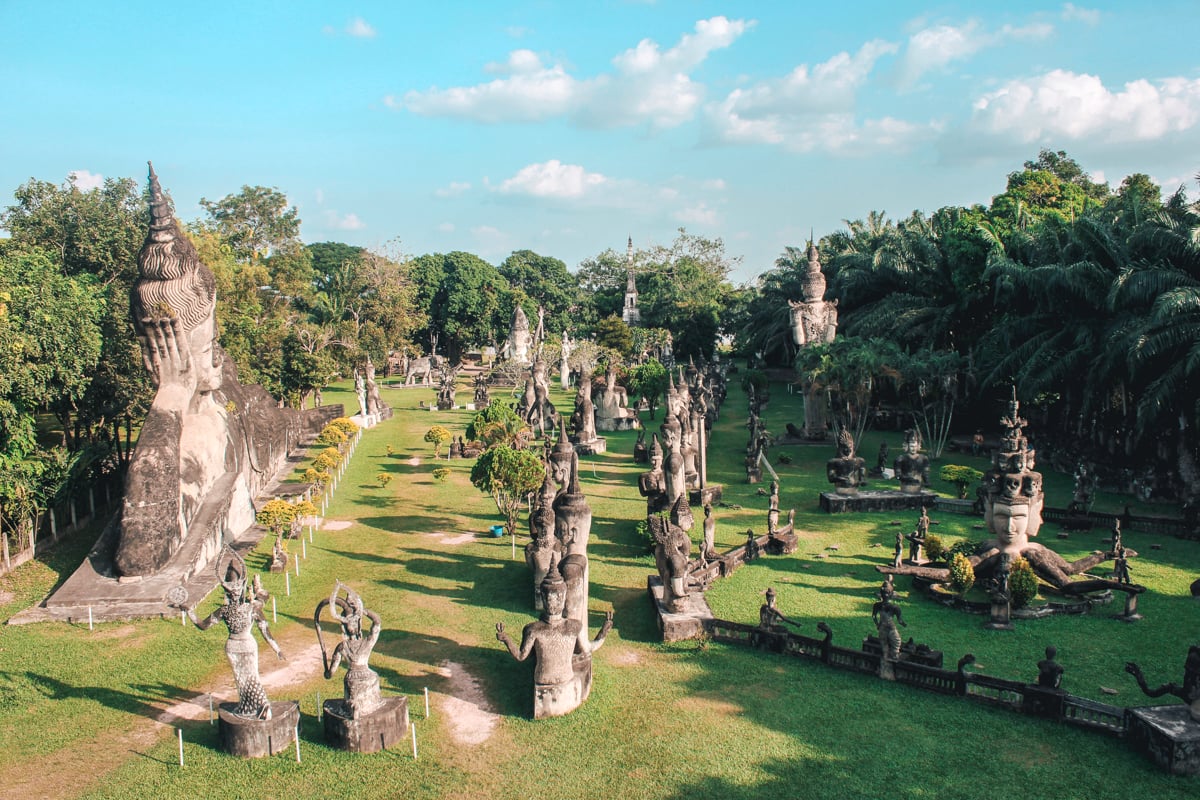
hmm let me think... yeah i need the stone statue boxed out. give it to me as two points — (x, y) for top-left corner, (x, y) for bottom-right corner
(893, 530), (904, 568)
(872, 592), (907, 662)
(315, 581), (383, 719)
(594, 364), (638, 431)
(495, 572), (613, 719)
(906, 507), (929, 563)
(788, 240), (837, 437)
(767, 480), (780, 536)
(633, 427), (648, 464)
(116, 164), (328, 579)
(504, 305), (533, 364)
(570, 371), (599, 446)
(661, 415), (687, 507)
(1126, 645), (1200, 722)
(435, 363), (458, 411)
(559, 331), (573, 391)
(759, 587), (798, 633)
(364, 358), (384, 417)
(1068, 461), (1096, 513)
(526, 471), (562, 612)
(880, 388), (1145, 598)
(174, 550), (284, 719)
(649, 496), (693, 613)
(1036, 645), (1064, 689)
(354, 369), (368, 417)
(269, 536), (287, 573)
(473, 373), (491, 410)
(826, 428), (866, 495)
(893, 428), (930, 493)
(638, 435), (670, 517)
(701, 503), (716, 562)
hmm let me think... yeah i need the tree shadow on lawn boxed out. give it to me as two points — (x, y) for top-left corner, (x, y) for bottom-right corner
(357, 511), (495, 535)
(20, 671), (198, 723)
(588, 582), (660, 643)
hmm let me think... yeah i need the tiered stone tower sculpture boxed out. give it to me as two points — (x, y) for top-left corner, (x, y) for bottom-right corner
(621, 236), (641, 326)
(788, 239), (839, 438)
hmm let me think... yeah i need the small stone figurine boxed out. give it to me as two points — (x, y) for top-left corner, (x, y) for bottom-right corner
(315, 581), (383, 719)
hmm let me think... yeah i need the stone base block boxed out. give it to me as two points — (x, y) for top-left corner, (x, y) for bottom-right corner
(1129, 705), (1200, 775)
(647, 575), (713, 642)
(820, 490), (937, 514)
(218, 700), (299, 758)
(323, 695), (409, 753)
(765, 531), (798, 555)
(534, 654), (593, 719)
(689, 485), (723, 506)
(574, 438), (607, 455)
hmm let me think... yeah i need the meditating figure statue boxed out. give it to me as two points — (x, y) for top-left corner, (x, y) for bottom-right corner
(315, 581), (383, 719)
(1037, 645), (1065, 689)
(593, 364), (638, 431)
(496, 572), (613, 719)
(570, 370), (599, 447)
(826, 428), (866, 495)
(526, 471), (562, 611)
(175, 550), (284, 719)
(893, 428), (930, 493)
(758, 587), (797, 633)
(638, 435), (670, 517)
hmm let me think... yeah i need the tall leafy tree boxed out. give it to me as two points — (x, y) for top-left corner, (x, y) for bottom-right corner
(199, 185), (301, 262)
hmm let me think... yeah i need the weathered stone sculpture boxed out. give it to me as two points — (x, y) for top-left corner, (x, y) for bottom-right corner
(570, 370), (605, 454)
(826, 428), (866, 495)
(549, 418), (576, 490)
(593, 365), (639, 432)
(1037, 645), (1065, 689)
(633, 427), (648, 464)
(473, 373), (491, 410)
(700, 503), (716, 562)
(1127, 646), (1200, 722)
(767, 480), (781, 535)
(638, 435), (670, 517)
(893, 428), (931, 493)
(496, 573), (613, 719)
(649, 495), (694, 613)
(435, 363), (458, 411)
(116, 165), (331, 580)
(354, 369), (368, 417)
(315, 581), (409, 752)
(516, 357), (557, 437)
(504, 305), (533, 364)
(872, 590), (907, 665)
(172, 550), (296, 756)
(364, 357), (385, 417)
(661, 415), (688, 507)
(269, 536), (287, 573)
(526, 471), (562, 611)
(788, 240), (838, 438)
(881, 388), (1146, 600)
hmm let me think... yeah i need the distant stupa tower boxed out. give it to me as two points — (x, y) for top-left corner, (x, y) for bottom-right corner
(622, 236), (641, 327)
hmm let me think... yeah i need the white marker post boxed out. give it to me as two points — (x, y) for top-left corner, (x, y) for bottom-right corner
(302, 539), (307, 560)
(208, 695), (214, 725)
(512, 531), (516, 560)
(285, 572), (291, 596)
(317, 691), (322, 721)
(272, 596), (277, 623)
(295, 556), (300, 578)
(424, 687), (429, 718)
(181, 609), (186, 627)
(177, 728), (184, 766)
(88, 606), (93, 631)
(411, 723), (418, 759)
(294, 726), (301, 763)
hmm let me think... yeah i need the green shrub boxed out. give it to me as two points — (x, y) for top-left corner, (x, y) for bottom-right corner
(636, 518), (655, 553)
(313, 447), (342, 473)
(940, 464), (983, 499)
(432, 467), (450, 482)
(924, 533), (945, 562)
(316, 425), (348, 446)
(947, 539), (979, 559)
(304, 468), (331, 490)
(328, 417), (360, 437)
(1009, 557), (1039, 607)
(377, 473), (393, 487)
(948, 552), (975, 594)
(256, 498), (296, 536)
(424, 425), (452, 458)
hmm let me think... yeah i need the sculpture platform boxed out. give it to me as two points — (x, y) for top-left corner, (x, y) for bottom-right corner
(689, 485), (723, 506)
(819, 490), (936, 514)
(573, 437), (607, 456)
(218, 700), (299, 758)
(1128, 705), (1200, 775)
(323, 696), (409, 753)
(534, 653), (594, 719)
(647, 575), (714, 642)
(596, 417), (639, 432)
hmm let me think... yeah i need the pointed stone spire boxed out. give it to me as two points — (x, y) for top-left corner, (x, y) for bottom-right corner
(622, 235), (641, 326)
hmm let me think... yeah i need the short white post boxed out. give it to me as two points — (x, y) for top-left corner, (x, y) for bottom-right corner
(209, 695), (214, 724)
(88, 606), (93, 631)
(411, 722), (418, 759)
(272, 596), (277, 623)
(181, 609), (186, 627)
(294, 725), (301, 762)
(302, 539), (307, 560)
(295, 556), (300, 578)
(285, 572), (291, 596)
(177, 728), (184, 766)
(512, 532), (516, 560)
(317, 691), (322, 720)
(424, 687), (429, 718)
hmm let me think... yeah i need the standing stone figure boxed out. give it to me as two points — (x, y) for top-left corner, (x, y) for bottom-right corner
(1037, 645), (1065, 689)
(701, 503), (717, 562)
(638, 435), (670, 517)
(316, 581), (383, 719)
(570, 371), (599, 447)
(767, 480), (780, 536)
(473, 373), (491, 410)
(364, 358), (384, 417)
(496, 573), (614, 719)
(354, 369), (368, 418)
(526, 471), (562, 611)
(175, 551), (284, 719)
(872, 591), (907, 662)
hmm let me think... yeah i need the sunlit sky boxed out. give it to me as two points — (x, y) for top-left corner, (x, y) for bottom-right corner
(2, 1), (1198, 282)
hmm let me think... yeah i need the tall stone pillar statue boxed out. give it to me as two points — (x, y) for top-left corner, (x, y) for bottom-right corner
(788, 239), (838, 439)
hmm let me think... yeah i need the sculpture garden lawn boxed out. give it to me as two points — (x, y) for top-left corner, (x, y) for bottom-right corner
(0, 376), (1197, 799)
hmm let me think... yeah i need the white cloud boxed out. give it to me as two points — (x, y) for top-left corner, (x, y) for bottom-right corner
(1061, 3), (1101, 25)
(399, 16), (752, 129)
(969, 70), (1200, 143)
(674, 203), (718, 226)
(435, 181), (472, 198)
(702, 178), (726, 191)
(346, 17), (376, 38)
(703, 40), (935, 154)
(498, 160), (608, 198)
(894, 19), (1052, 88)
(437, 222), (455, 233)
(69, 170), (103, 191)
(323, 210), (366, 230)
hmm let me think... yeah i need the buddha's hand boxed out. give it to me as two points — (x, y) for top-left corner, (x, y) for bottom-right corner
(141, 315), (195, 404)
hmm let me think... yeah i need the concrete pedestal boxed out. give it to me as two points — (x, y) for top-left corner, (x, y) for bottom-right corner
(689, 485), (724, 506)
(1129, 705), (1200, 775)
(218, 700), (299, 758)
(534, 654), (593, 719)
(323, 696), (410, 753)
(820, 490), (937, 514)
(647, 575), (714, 642)
(574, 437), (607, 455)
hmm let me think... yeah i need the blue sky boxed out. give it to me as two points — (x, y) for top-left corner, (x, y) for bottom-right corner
(2, 1), (1198, 283)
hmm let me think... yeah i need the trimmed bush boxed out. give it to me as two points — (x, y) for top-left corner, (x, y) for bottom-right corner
(940, 464), (983, 499)
(313, 447), (342, 473)
(377, 473), (393, 487)
(432, 467), (450, 482)
(257, 498), (296, 537)
(924, 533), (945, 563)
(1009, 556), (1039, 607)
(316, 425), (348, 446)
(328, 417), (360, 437)
(948, 552), (975, 594)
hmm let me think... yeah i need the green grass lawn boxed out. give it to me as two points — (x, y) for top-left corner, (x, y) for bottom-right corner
(1, 373), (1197, 799)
